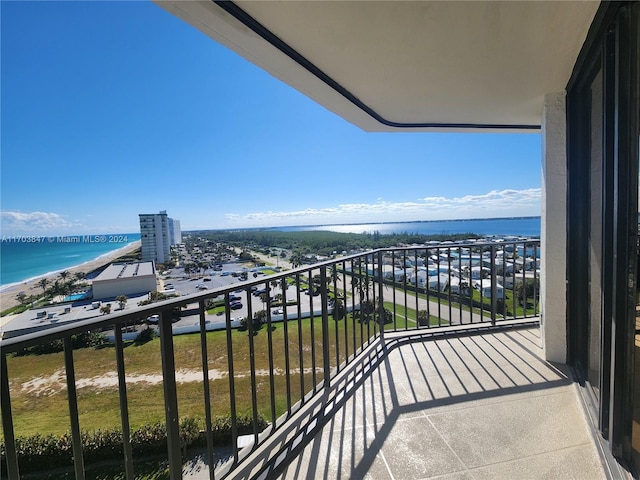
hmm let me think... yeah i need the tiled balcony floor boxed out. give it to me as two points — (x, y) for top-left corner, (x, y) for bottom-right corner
(272, 326), (606, 480)
(188, 325), (607, 479)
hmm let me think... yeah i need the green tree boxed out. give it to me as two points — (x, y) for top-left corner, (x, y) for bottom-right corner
(100, 303), (112, 315)
(351, 262), (372, 308)
(184, 263), (195, 278)
(332, 298), (345, 320)
(377, 307), (393, 325)
(37, 278), (49, 295)
(515, 278), (539, 306)
(253, 309), (267, 325)
(259, 293), (269, 309)
(238, 251), (254, 262)
(289, 251), (304, 268)
(116, 295), (128, 310)
(16, 291), (28, 306)
(417, 310), (429, 326)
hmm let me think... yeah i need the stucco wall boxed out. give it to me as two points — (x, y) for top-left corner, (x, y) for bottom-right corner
(541, 91), (567, 363)
(92, 275), (157, 300)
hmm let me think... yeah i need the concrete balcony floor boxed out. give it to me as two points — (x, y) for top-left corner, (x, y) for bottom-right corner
(190, 324), (607, 479)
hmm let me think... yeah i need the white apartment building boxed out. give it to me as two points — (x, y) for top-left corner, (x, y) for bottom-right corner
(139, 210), (180, 263)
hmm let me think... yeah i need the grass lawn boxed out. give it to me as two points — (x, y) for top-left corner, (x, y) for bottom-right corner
(409, 286), (539, 319)
(2, 284), (535, 440)
(382, 302), (443, 329)
(3, 315), (376, 438)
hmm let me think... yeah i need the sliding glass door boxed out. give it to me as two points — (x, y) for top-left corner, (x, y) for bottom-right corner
(566, 0), (639, 468)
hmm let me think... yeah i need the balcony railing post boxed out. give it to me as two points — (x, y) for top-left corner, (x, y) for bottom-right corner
(114, 324), (134, 480)
(63, 336), (85, 480)
(377, 250), (385, 340)
(197, 299), (216, 480)
(159, 309), (182, 480)
(1, 353), (20, 480)
(490, 245), (497, 325)
(533, 243), (539, 315)
(320, 265), (331, 389)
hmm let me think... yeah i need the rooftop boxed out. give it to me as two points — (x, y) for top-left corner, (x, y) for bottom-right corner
(93, 262), (156, 282)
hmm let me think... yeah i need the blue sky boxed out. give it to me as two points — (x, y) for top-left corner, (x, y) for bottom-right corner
(1, 1), (542, 236)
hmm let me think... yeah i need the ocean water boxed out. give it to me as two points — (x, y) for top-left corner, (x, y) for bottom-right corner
(274, 217), (541, 237)
(1, 233), (140, 288)
(1, 217), (540, 288)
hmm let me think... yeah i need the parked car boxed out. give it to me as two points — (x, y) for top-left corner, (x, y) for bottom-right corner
(230, 302), (243, 310)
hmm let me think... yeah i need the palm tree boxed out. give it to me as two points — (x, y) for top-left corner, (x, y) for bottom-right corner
(48, 279), (68, 301)
(351, 270), (372, 306)
(74, 271), (86, 283)
(116, 295), (128, 310)
(37, 278), (49, 295)
(289, 252), (303, 268)
(328, 265), (340, 286)
(259, 293), (269, 310)
(59, 270), (70, 282)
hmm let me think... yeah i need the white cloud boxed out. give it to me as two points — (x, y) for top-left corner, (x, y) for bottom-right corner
(0, 211), (81, 235)
(419, 188), (541, 210)
(224, 188), (541, 227)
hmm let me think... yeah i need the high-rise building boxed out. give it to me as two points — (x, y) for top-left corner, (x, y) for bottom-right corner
(168, 218), (182, 245)
(139, 210), (180, 263)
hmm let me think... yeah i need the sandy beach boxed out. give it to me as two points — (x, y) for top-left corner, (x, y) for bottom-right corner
(0, 241), (142, 312)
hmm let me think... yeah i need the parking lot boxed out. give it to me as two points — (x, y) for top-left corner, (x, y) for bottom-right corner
(2, 259), (323, 340)
(161, 265), (327, 331)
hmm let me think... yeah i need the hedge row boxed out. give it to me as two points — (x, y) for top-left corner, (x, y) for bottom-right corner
(12, 331), (110, 357)
(0, 414), (267, 474)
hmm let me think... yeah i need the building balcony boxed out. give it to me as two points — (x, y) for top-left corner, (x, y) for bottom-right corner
(231, 325), (606, 479)
(1, 240), (608, 479)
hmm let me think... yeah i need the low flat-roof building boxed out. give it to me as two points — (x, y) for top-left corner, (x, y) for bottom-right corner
(92, 262), (157, 300)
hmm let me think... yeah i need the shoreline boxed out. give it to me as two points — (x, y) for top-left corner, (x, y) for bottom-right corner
(0, 241), (142, 312)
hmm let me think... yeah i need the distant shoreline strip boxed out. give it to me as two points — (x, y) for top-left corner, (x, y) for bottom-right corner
(0, 241), (141, 291)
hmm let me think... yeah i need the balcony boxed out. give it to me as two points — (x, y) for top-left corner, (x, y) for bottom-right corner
(235, 325), (605, 479)
(1, 240), (605, 479)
